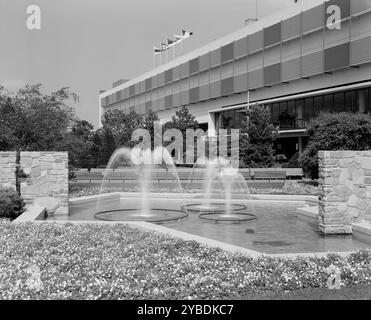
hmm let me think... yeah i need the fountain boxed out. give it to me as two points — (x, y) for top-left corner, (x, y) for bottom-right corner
(182, 157), (257, 223)
(94, 146), (187, 222)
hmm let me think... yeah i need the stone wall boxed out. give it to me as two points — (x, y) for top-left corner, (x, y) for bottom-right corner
(0, 151), (68, 215)
(318, 150), (371, 234)
(0, 152), (16, 189)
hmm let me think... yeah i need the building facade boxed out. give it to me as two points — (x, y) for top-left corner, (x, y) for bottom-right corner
(99, 0), (371, 160)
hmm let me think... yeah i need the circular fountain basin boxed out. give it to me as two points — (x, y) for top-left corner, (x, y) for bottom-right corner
(181, 203), (247, 213)
(199, 212), (257, 223)
(94, 208), (188, 222)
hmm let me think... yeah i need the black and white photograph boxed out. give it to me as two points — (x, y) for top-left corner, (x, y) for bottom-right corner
(0, 0), (371, 307)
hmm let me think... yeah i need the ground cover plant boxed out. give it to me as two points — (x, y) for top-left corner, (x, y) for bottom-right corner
(0, 221), (370, 300)
(68, 180), (320, 198)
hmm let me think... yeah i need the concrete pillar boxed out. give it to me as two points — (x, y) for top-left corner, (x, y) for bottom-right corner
(298, 136), (303, 155)
(358, 90), (366, 113)
(208, 112), (217, 137)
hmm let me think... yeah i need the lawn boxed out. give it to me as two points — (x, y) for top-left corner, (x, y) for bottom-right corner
(0, 221), (370, 300)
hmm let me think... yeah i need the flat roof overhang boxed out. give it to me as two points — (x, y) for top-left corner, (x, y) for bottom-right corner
(208, 80), (371, 115)
(277, 129), (308, 138)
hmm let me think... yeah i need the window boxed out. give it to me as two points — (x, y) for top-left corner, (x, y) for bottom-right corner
(279, 101), (295, 129)
(271, 103), (280, 124)
(334, 92), (345, 112)
(314, 96), (323, 116)
(304, 97), (314, 120)
(323, 94), (334, 112)
(288, 100), (296, 116)
(345, 91), (357, 112)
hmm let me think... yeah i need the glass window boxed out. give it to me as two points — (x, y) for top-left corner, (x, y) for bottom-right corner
(345, 91), (357, 112)
(288, 100), (295, 116)
(279, 101), (293, 129)
(323, 94), (334, 112)
(279, 101), (288, 114)
(334, 92), (345, 112)
(222, 111), (234, 129)
(271, 103), (279, 123)
(314, 95), (323, 116)
(304, 97), (314, 120)
(231, 110), (238, 128)
(295, 99), (304, 119)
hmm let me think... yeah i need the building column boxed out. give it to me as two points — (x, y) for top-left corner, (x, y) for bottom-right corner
(298, 136), (304, 155)
(358, 90), (366, 113)
(208, 112), (217, 137)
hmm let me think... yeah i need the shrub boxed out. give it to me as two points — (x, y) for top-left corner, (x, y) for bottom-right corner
(68, 165), (76, 181)
(0, 187), (25, 220)
(299, 112), (371, 179)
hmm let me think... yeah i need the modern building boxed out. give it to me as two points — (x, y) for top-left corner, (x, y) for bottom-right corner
(99, 0), (371, 160)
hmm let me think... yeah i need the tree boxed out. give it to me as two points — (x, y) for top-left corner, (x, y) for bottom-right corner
(91, 127), (117, 167)
(164, 106), (199, 164)
(0, 84), (77, 151)
(58, 119), (96, 169)
(239, 106), (276, 168)
(141, 110), (160, 149)
(101, 109), (127, 144)
(71, 120), (94, 141)
(299, 112), (371, 179)
(165, 106), (199, 134)
(103, 109), (143, 147)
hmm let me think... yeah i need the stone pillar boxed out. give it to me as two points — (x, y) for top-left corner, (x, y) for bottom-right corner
(20, 152), (69, 215)
(0, 152), (17, 189)
(318, 150), (371, 234)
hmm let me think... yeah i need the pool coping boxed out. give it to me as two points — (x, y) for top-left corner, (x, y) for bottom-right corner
(297, 206), (371, 245)
(69, 192), (318, 204)
(28, 218), (358, 259)
(13, 204), (47, 223)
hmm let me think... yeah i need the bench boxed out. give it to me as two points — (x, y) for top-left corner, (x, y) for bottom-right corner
(249, 170), (286, 189)
(75, 172), (103, 183)
(253, 170), (286, 181)
(73, 168), (294, 189)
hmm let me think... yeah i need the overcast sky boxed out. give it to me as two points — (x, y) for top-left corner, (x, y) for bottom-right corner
(0, 0), (295, 127)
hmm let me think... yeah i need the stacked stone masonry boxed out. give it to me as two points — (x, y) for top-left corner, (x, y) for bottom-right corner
(0, 151), (68, 215)
(0, 152), (17, 188)
(318, 151), (371, 235)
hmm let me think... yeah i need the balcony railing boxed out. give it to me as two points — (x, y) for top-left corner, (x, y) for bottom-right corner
(272, 118), (308, 130)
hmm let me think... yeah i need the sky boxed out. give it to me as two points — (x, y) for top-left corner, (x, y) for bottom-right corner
(0, 0), (294, 128)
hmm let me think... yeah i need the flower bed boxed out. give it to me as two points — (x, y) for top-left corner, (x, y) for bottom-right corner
(69, 180), (320, 199)
(0, 221), (370, 300)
